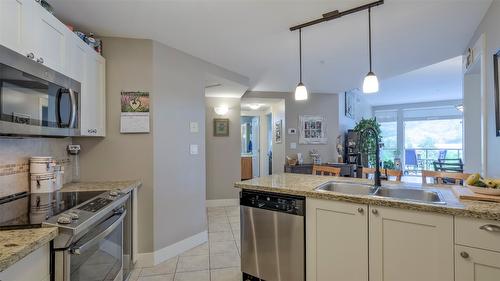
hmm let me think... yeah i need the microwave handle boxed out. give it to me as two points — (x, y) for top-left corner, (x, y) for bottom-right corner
(70, 210), (126, 255)
(68, 89), (77, 129)
(56, 89), (77, 128)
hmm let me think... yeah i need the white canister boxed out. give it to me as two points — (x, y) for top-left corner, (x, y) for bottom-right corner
(30, 156), (56, 174)
(30, 173), (56, 193)
(54, 165), (64, 190)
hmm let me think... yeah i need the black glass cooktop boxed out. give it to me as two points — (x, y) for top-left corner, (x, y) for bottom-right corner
(0, 190), (105, 230)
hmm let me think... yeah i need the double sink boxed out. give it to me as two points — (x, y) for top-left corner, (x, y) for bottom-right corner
(315, 181), (446, 205)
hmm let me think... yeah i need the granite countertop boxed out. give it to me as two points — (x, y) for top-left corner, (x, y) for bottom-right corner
(234, 173), (500, 221)
(62, 180), (142, 193)
(0, 227), (58, 272)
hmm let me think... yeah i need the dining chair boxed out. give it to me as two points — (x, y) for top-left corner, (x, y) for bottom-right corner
(421, 170), (471, 186)
(362, 167), (402, 182)
(312, 165), (341, 176)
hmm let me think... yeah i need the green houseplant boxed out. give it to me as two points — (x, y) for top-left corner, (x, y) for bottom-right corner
(354, 118), (382, 167)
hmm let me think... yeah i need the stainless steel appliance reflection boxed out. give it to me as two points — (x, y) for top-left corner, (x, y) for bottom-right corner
(240, 190), (305, 281)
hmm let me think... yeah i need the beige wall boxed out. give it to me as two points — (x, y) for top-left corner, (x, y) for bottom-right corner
(205, 97), (241, 200)
(467, 1), (500, 177)
(75, 38), (155, 253)
(338, 92), (373, 133)
(244, 91), (340, 165)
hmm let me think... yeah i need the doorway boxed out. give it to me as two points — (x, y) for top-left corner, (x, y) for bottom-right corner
(241, 116), (260, 178)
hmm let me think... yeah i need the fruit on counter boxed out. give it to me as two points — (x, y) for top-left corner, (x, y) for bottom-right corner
(465, 173), (481, 185)
(483, 179), (497, 188)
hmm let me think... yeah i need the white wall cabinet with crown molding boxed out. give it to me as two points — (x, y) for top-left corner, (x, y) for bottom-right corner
(0, 0), (106, 137)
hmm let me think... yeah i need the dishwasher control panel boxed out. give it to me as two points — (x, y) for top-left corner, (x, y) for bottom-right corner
(240, 190), (305, 216)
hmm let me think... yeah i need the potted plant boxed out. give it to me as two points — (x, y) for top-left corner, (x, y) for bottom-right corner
(354, 118), (382, 168)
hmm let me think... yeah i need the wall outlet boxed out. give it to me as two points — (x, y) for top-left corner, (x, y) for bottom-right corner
(288, 128), (297, 134)
(190, 121), (199, 133)
(190, 144), (199, 155)
(290, 142), (297, 149)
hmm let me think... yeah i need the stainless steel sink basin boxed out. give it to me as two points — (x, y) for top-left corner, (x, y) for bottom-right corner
(315, 181), (446, 205)
(315, 181), (376, 195)
(373, 188), (446, 205)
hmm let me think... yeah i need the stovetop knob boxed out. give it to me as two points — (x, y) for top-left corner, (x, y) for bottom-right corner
(109, 190), (119, 197)
(68, 212), (79, 220)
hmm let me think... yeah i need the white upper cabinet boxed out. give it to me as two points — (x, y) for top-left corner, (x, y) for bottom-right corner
(0, 0), (32, 55)
(80, 48), (106, 137)
(30, 1), (68, 73)
(0, 0), (106, 137)
(369, 206), (454, 281)
(306, 199), (368, 281)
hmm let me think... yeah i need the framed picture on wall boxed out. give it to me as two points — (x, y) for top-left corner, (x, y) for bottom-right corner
(345, 91), (355, 119)
(214, 118), (229, 136)
(275, 120), (282, 143)
(299, 115), (327, 144)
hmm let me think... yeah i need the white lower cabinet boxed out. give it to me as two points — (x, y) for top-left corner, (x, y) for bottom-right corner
(0, 244), (50, 281)
(369, 206), (454, 281)
(306, 199), (368, 281)
(455, 245), (500, 281)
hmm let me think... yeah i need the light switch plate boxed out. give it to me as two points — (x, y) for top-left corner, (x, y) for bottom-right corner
(290, 142), (297, 149)
(190, 122), (199, 133)
(190, 144), (199, 155)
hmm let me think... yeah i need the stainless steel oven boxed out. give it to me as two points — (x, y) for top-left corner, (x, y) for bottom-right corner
(0, 44), (80, 137)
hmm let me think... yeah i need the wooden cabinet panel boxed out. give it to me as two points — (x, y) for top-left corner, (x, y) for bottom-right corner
(0, 244), (50, 281)
(0, 0), (32, 55)
(455, 245), (500, 281)
(369, 206), (454, 281)
(455, 216), (500, 252)
(241, 157), (253, 180)
(306, 198), (368, 281)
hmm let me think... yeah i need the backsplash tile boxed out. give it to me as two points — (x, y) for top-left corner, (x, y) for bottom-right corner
(0, 137), (73, 197)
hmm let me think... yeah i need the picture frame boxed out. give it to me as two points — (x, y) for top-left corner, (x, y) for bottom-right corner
(494, 50), (500, 137)
(214, 118), (229, 137)
(275, 120), (282, 143)
(345, 91), (355, 119)
(299, 115), (327, 144)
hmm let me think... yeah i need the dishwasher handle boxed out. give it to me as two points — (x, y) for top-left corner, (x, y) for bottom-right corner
(240, 190), (305, 216)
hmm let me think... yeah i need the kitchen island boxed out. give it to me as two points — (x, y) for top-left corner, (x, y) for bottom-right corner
(235, 173), (500, 281)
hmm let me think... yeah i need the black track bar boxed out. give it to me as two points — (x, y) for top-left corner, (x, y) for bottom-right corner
(289, 0), (384, 31)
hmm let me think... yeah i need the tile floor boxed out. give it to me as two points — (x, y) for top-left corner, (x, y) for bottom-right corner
(129, 206), (241, 281)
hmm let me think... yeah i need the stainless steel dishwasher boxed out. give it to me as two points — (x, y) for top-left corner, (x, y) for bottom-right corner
(240, 190), (305, 281)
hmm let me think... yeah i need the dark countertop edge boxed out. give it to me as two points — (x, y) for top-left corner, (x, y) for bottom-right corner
(0, 227), (58, 272)
(234, 184), (500, 222)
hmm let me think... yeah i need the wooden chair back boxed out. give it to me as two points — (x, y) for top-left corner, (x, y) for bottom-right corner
(312, 165), (341, 176)
(362, 167), (402, 182)
(421, 170), (471, 186)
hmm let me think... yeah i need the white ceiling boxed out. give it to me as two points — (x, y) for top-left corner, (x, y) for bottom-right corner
(49, 0), (491, 94)
(365, 55), (463, 106)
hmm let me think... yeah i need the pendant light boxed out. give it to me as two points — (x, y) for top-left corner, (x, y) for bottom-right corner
(363, 7), (379, 94)
(295, 29), (308, 100)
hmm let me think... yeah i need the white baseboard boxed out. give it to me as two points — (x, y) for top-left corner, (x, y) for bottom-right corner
(206, 199), (239, 207)
(136, 230), (208, 267)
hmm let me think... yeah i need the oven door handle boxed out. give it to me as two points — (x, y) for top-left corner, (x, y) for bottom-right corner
(70, 210), (127, 255)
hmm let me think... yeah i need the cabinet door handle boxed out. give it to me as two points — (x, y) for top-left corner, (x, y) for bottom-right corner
(26, 52), (34, 59)
(357, 207), (364, 214)
(460, 251), (469, 259)
(37, 57), (44, 64)
(371, 209), (378, 215)
(479, 224), (500, 233)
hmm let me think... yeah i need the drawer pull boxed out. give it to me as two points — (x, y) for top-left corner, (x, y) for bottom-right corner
(479, 224), (500, 232)
(357, 207), (364, 214)
(460, 251), (469, 259)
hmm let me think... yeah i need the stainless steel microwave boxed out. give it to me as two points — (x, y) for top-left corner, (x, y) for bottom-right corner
(0, 45), (80, 137)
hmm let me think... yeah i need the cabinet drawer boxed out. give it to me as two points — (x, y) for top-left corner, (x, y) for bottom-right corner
(455, 216), (500, 252)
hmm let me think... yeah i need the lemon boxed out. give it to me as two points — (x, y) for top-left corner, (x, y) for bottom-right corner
(466, 173), (481, 186)
(483, 179), (497, 188)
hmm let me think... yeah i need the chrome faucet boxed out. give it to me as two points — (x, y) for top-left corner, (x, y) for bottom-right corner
(360, 126), (381, 188)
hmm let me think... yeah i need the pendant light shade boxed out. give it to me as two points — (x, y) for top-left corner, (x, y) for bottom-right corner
(295, 82), (308, 100)
(295, 29), (308, 100)
(363, 7), (379, 94)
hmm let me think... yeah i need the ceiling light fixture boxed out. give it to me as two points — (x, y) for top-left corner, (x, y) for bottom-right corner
(362, 7), (379, 94)
(289, 0), (384, 96)
(295, 29), (308, 101)
(214, 105), (229, 115)
(248, 104), (262, 110)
